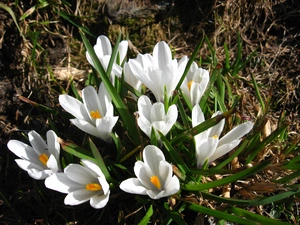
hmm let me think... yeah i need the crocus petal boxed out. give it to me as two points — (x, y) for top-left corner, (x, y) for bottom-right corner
(81, 159), (105, 178)
(158, 160), (172, 188)
(218, 121), (253, 147)
(95, 116), (119, 141)
(95, 35), (112, 56)
(137, 116), (151, 137)
(138, 95), (152, 121)
(64, 189), (94, 206)
(46, 130), (60, 160)
(209, 140), (241, 163)
(90, 192), (110, 209)
(196, 137), (218, 167)
(118, 40), (128, 64)
(134, 161), (155, 190)
(119, 178), (148, 195)
(150, 103), (165, 121)
(70, 118), (101, 138)
(7, 140), (38, 161)
(153, 41), (172, 70)
(164, 175), (180, 196)
(209, 111), (225, 137)
(192, 104), (205, 127)
(82, 86), (103, 122)
(59, 94), (90, 121)
(46, 154), (60, 172)
(65, 164), (98, 184)
(28, 168), (53, 180)
(15, 159), (45, 172)
(28, 131), (48, 156)
(45, 173), (83, 194)
(143, 145), (165, 175)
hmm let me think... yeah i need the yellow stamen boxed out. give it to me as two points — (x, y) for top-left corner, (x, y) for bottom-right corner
(213, 135), (218, 138)
(90, 110), (101, 119)
(188, 80), (194, 91)
(39, 153), (49, 166)
(85, 183), (102, 191)
(150, 175), (161, 189)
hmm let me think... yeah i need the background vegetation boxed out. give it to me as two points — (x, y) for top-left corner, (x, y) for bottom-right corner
(0, 0), (299, 224)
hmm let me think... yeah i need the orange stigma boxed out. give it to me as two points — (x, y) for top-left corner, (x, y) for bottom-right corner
(85, 183), (102, 191)
(39, 153), (49, 166)
(150, 175), (161, 189)
(90, 110), (101, 119)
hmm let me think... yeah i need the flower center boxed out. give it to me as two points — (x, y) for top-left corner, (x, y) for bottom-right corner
(188, 80), (194, 90)
(90, 110), (101, 119)
(39, 153), (49, 166)
(213, 135), (218, 138)
(85, 183), (102, 191)
(150, 175), (161, 189)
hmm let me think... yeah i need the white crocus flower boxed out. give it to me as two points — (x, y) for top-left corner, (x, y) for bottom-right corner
(192, 105), (254, 168)
(7, 130), (61, 180)
(137, 95), (178, 139)
(86, 35), (128, 82)
(59, 83), (118, 142)
(120, 145), (180, 199)
(181, 62), (209, 106)
(45, 159), (110, 209)
(127, 41), (188, 102)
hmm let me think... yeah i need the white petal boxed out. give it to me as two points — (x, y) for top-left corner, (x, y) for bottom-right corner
(59, 94), (89, 121)
(209, 140), (241, 163)
(143, 145), (165, 176)
(90, 191), (110, 209)
(15, 159), (45, 172)
(218, 121), (253, 146)
(64, 189), (95, 206)
(147, 189), (161, 199)
(28, 130), (48, 156)
(137, 116), (151, 138)
(46, 154), (60, 172)
(150, 103), (165, 122)
(70, 118), (100, 138)
(82, 86), (102, 121)
(81, 159), (105, 178)
(164, 175), (180, 196)
(209, 112), (225, 137)
(195, 137), (218, 168)
(28, 168), (53, 180)
(158, 161), (172, 188)
(7, 140), (38, 161)
(95, 35), (112, 57)
(138, 95), (152, 121)
(153, 41), (172, 70)
(65, 164), (97, 184)
(46, 130), (60, 160)
(95, 116), (119, 142)
(118, 40), (128, 64)
(134, 161), (154, 189)
(119, 178), (148, 195)
(192, 105), (205, 127)
(45, 173), (82, 193)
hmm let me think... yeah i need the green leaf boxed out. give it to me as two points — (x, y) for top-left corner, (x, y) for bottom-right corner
(188, 203), (257, 225)
(182, 159), (271, 191)
(137, 204), (153, 225)
(229, 206), (292, 225)
(171, 108), (236, 145)
(59, 139), (94, 161)
(88, 138), (114, 183)
(199, 187), (300, 206)
(159, 132), (190, 174)
(80, 30), (140, 145)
